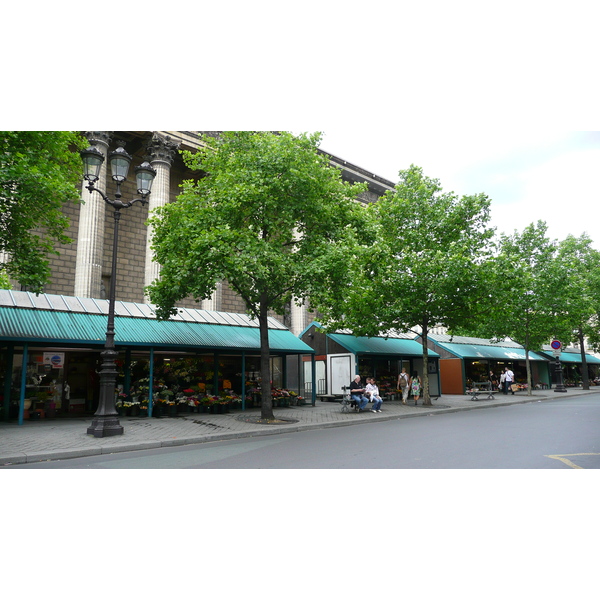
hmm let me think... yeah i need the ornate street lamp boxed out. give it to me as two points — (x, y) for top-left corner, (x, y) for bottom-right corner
(81, 141), (156, 437)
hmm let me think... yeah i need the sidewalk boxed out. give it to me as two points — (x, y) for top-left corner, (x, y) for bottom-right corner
(1, 389), (597, 465)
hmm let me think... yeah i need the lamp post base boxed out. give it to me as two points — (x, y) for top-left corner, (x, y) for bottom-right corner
(553, 358), (567, 393)
(87, 415), (124, 438)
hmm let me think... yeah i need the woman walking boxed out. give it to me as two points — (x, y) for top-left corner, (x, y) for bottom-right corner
(410, 370), (422, 406)
(488, 370), (498, 391)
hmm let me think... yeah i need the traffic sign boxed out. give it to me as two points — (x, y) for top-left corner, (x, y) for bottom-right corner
(551, 340), (562, 357)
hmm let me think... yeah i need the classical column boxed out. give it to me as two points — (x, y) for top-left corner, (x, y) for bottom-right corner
(201, 282), (223, 311)
(289, 225), (308, 335)
(143, 134), (179, 302)
(290, 298), (308, 336)
(74, 132), (111, 299)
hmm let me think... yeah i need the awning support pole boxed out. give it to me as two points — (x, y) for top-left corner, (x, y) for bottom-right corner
(18, 343), (28, 426)
(241, 352), (246, 411)
(311, 354), (316, 406)
(2, 344), (14, 422)
(148, 347), (154, 417)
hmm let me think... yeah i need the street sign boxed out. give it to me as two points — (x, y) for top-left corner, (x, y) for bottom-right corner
(551, 340), (562, 357)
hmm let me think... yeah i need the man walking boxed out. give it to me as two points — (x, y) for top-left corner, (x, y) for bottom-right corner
(504, 366), (515, 395)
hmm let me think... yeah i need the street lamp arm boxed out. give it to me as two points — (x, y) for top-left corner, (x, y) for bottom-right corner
(84, 181), (148, 208)
(84, 181), (115, 206)
(122, 196), (148, 208)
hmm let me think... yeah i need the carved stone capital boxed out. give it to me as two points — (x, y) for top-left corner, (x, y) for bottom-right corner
(147, 133), (179, 166)
(84, 131), (112, 149)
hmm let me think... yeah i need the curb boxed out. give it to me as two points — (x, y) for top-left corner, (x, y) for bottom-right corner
(0, 391), (593, 465)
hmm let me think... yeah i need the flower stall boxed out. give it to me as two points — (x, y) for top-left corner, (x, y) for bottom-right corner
(1, 291), (315, 424)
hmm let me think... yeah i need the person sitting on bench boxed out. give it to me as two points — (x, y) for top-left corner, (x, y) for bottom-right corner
(350, 375), (370, 412)
(365, 377), (383, 413)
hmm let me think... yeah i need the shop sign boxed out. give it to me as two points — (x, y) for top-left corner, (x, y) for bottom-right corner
(44, 352), (65, 368)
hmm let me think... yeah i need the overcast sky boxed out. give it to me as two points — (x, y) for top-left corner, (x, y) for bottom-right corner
(317, 130), (600, 248)
(6, 1), (597, 252)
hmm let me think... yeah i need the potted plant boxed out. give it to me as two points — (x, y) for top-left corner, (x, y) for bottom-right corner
(205, 395), (220, 414)
(153, 397), (167, 417)
(139, 399), (148, 417)
(163, 394), (177, 416)
(129, 399), (141, 417)
(197, 395), (211, 413)
(224, 392), (241, 410)
(176, 393), (189, 413)
(288, 390), (303, 406)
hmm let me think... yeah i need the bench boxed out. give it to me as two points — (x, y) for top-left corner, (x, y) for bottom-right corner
(465, 389), (498, 401)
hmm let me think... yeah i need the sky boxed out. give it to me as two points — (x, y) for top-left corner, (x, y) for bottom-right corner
(5, 4), (598, 250)
(316, 130), (600, 248)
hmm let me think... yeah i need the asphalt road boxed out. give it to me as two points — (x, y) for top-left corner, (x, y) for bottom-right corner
(8, 394), (600, 468)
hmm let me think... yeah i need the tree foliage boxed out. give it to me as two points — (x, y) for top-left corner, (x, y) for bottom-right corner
(147, 131), (366, 419)
(313, 165), (494, 405)
(553, 234), (600, 388)
(475, 221), (563, 394)
(0, 131), (85, 292)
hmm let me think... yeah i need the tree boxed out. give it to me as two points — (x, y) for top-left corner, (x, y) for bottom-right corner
(313, 165), (494, 406)
(481, 222), (562, 394)
(0, 131), (85, 292)
(554, 234), (600, 389)
(146, 131), (366, 420)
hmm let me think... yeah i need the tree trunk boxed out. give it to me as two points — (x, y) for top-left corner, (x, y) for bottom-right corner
(525, 350), (532, 396)
(259, 293), (274, 420)
(578, 329), (590, 390)
(421, 323), (432, 406)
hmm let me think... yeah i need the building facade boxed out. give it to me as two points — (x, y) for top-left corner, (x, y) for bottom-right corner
(40, 131), (396, 334)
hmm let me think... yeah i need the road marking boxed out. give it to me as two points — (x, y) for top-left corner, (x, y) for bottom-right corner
(545, 453), (600, 469)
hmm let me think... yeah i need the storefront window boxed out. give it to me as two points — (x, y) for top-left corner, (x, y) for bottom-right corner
(3, 346), (298, 420)
(64, 351), (97, 413)
(358, 358), (403, 393)
(5, 349), (69, 417)
(465, 360), (489, 385)
(120, 353), (286, 398)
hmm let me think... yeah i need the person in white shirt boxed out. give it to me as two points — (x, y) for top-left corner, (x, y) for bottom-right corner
(504, 367), (515, 395)
(365, 377), (383, 413)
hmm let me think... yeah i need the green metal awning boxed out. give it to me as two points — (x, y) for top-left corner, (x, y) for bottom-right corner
(437, 341), (547, 362)
(0, 300), (313, 355)
(328, 333), (438, 357)
(540, 351), (600, 364)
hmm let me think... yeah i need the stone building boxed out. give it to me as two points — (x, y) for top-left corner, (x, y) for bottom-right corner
(43, 131), (396, 334)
